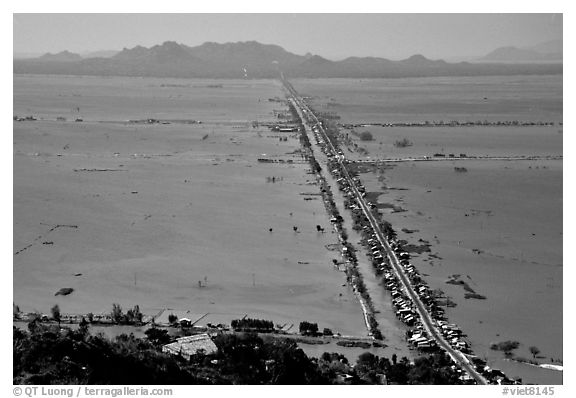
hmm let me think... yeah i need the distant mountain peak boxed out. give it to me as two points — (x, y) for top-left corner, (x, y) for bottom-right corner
(38, 50), (82, 62)
(303, 54), (332, 64)
(112, 41), (200, 64)
(407, 54), (428, 61)
(481, 40), (562, 62)
(400, 54), (446, 66)
(160, 40), (180, 46)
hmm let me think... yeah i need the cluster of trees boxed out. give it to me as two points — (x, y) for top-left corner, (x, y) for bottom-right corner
(379, 220), (397, 240)
(111, 303), (143, 325)
(299, 321), (319, 336)
(209, 333), (326, 384)
(351, 352), (461, 384)
(317, 351), (462, 384)
(144, 328), (172, 346)
(231, 318), (275, 332)
(13, 324), (324, 384)
(13, 324), (200, 384)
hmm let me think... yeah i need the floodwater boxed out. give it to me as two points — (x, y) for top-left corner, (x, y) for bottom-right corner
(13, 75), (367, 337)
(362, 160), (563, 384)
(293, 75), (563, 384)
(293, 75), (562, 123)
(13, 74), (564, 383)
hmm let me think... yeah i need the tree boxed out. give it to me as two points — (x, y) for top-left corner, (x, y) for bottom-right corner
(529, 346), (540, 359)
(111, 303), (123, 324)
(126, 305), (143, 325)
(78, 317), (89, 337)
(51, 304), (61, 327)
(357, 352), (378, 369)
(168, 313), (178, 326)
(145, 327), (171, 346)
(27, 313), (42, 334)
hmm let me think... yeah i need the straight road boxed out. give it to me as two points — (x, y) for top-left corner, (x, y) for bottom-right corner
(283, 78), (489, 385)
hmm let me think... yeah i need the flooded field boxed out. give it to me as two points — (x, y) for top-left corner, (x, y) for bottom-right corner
(344, 125), (562, 160)
(293, 75), (563, 384)
(294, 75), (562, 123)
(13, 75), (369, 336)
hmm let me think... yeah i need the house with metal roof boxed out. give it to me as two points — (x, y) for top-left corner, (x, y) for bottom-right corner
(162, 333), (218, 360)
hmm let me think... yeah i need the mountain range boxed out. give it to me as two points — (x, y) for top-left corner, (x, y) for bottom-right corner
(14, 41), (562, 79)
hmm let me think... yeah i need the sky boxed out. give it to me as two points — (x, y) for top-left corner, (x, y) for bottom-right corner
(13, 13), (563, 60)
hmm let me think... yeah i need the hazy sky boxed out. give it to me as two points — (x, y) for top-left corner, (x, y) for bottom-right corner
(13, 13), (563, 60)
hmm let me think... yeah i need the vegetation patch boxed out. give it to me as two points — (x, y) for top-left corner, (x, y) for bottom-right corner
(397, 239), (431, 254)
(490, 340), (520, 352)
(231, 318), (275, 333)
(336, 340), (372, 349)
(378, 202), (407, 212)
(359, 131), (374, 141)
(394, 138), (413, 148)
(464, 292), (487, 300)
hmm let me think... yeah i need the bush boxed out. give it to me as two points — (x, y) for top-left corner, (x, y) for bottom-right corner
(359, 131), (373, 141)
(490, 340), (520, 352)
(145, 328), (171, 346)
(394, 138), (413, 148)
